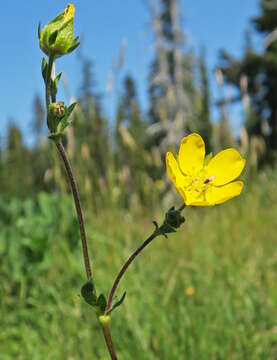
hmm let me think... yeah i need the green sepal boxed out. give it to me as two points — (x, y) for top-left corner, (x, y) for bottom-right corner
(67, 38), (80, 54)
(106, 291), (126, 315)
(41, 58), (48, 82)
(81, 280), (97, 306)
(204, 152), (213, 166)
(48, 30), (58, 46)
(153, 206), (185, 238)
(38, 22), (41, 40)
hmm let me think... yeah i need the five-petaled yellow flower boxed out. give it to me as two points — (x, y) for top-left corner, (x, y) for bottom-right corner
(166, 133), (246, 206)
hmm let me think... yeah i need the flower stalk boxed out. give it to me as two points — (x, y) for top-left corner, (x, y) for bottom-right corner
(105, 204), (185, 313)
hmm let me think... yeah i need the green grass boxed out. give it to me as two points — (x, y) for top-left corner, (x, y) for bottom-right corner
(1, 171), (277, 359)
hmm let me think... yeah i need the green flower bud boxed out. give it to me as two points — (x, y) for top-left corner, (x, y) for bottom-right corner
(165, 207), (185, 229)
(39, 4), (80, 58)
(47, 101), (67, 133)
(153, 206), (185, 238)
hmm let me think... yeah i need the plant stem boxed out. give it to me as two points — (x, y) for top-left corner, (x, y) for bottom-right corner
(105, 232), (157, 313)
(44, 55), (93, 281)
(56, 141), (92, 280)
(45, 54), (55, 109)
(100, 319), (118, 360)
(105, 203), (186, 312)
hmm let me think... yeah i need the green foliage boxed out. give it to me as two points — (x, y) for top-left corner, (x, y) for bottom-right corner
(1, 171), (277, 358)
(218, 0), (277, 164)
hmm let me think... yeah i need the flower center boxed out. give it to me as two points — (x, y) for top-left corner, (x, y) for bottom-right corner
(185, 173), (215, 201)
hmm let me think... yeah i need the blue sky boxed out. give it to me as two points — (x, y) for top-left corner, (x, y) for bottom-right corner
(0, 0), (260, 145)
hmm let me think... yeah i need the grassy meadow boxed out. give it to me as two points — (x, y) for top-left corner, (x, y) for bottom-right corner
(1, 169), (277, 359)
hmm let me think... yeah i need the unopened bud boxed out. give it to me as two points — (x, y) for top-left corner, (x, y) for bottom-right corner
(39, 4), (80, 58)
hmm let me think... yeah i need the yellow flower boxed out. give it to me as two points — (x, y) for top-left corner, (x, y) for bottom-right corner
(185, 287), (195, 296)
(39, 4), (79, 58)
(166, 133), (246, 206)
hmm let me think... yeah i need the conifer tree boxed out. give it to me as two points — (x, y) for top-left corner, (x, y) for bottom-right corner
(218, 0), (277, 163)
(147, 0), (196, 152)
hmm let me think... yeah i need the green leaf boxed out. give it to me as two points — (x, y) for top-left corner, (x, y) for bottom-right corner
(55, 72), (62, 82)
(50, 73), (62, 98)
(48, 132), (62, 143)
(106, 292), (126, 315)
(41, 58), (48, 82)
(81, 281), (97, 306)
(48, 30), (58, 46)
(66, 102), (77, 117)
(97, 294), (107, 313)
(38, 22), (41, 40)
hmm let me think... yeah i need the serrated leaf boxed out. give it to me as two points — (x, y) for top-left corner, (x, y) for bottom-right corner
(49, 30), (58, 46)
(106, 292), (126, 315)
(97, 294), (107, 313)
(81, 281), (97, 306)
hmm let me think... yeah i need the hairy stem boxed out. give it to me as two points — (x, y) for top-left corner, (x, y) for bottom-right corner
(105, 232), (157, 313)
(56, 141), (92, 280)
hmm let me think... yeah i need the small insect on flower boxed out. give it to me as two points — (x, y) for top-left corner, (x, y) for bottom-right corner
(166, 133), (246, 206)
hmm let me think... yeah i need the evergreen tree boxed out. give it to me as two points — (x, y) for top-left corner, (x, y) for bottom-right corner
(218, 0), (277, 163)
(5, 124), (33, 197)
(74, 54), (110, 210)
(147, 0), (197, 152)
(115, 75), (148, 206)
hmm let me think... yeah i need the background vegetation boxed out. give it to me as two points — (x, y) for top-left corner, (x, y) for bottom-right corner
(1, 0), (277, 358)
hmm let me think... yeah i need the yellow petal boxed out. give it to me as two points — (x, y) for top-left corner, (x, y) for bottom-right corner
(64, 4), (75, 22)
(205, 148), (246, 186)
(178, 133), (205, 176)
(184, 189), (210, 206)
(206, 181), (244, 205)
(166, 152), (188, 202)
(188, 200), (211, 206)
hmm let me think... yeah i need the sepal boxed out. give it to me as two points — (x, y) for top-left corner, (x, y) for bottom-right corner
(153, 206), (185, 238)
